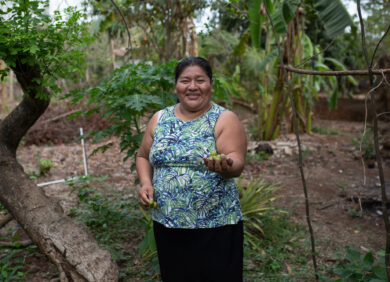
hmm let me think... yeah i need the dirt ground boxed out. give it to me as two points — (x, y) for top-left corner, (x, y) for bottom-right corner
(244, 119), (390, 258)
(2, 102), (390, 280)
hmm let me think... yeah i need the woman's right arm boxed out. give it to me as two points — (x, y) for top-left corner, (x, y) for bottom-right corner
(136, 112), (159, 206)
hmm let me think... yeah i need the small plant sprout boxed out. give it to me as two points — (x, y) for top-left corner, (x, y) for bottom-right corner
(38, 159), (54, 176)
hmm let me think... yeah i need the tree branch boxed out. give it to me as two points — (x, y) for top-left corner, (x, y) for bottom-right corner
(357, 1), (390, 280)
(285, 66), (390, 76)
(0, 59), (50, 157)
(294, 39), (335, 69)
(109, 0), (133, 51)
(370, 22), (390, 69)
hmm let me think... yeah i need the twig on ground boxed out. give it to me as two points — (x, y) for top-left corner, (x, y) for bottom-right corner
(0, 240), (33, 248)
(41, 109), (81, 124)
(0, 214), (13, 229)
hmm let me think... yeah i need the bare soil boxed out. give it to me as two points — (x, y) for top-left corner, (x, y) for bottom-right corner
(243, 118), (390, 261)
(2, 103), (390, 280)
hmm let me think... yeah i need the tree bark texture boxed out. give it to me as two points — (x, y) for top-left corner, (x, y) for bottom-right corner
(0, 60), (119, 281)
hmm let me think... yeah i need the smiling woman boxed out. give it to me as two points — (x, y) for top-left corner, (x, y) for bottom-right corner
(136, 57), (247, 281)
(174, 64), (214, 120)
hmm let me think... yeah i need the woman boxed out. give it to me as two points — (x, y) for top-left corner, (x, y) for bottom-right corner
(136, 57), (247, 282)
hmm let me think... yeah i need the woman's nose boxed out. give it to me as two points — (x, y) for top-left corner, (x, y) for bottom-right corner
(188, 80), (197, 89)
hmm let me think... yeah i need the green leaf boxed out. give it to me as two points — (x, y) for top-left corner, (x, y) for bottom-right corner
(344, 246), (362, 263)
(233, 30), (250, 56)
(243, 48), (278, 76)
(29, 45), (39, 54)
(264, 0), (274, 14)
(248, 0), (263, 49)
(362, 252), (374, 267)
(303, 35), (314, 59)
(269, 0), (299, 35)
(314, 0), (354, 38)
(146, 227), (156, 252)
(328, 79), (338, 108)
(325, 57), (358, 86)
(372, 265), (387, 280)
(282, 0), (298, 23)
(271, 3), (287, 34)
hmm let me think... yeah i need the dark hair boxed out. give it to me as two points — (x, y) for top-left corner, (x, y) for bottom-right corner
(174, 57), (213, 84)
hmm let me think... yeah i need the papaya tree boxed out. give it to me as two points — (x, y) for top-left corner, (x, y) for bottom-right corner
(0, 1), (118, 280)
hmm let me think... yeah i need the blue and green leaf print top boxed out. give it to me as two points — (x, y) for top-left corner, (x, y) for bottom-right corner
(149, 102), (242, 228)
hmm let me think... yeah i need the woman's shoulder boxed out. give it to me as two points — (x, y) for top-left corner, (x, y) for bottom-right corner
(211, 102), (227, 114)
(160, 104), (176, 116)
(211, 103), (238, 120)
(214, 106), (242, 134)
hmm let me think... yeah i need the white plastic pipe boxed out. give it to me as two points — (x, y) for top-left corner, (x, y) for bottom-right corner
(80, 127), (88, 176)
(37, 128), (89, 187)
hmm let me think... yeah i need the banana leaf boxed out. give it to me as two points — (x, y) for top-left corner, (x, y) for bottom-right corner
(249, 0), (263, 49)
(314, 0), (354, 38)
(271, 0), (299, 34)
(325, 57), (358, 86)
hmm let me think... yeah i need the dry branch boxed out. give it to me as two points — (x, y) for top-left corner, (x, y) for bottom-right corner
(40, 109), (81, 124)
(109, 0), (133, 51)
(357, 1), (390, 280)
(0, 213), (13, 228)
(285, 66), (390, 76)
(0, 240), (33, 248)
(370, 23), (390, 69)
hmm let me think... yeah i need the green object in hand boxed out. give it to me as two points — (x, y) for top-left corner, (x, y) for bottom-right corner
(210, 150), (221, 161)
(149, 200), (157, 208)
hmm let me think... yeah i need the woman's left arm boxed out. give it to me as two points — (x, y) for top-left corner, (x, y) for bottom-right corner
(203, 110), (247, 178)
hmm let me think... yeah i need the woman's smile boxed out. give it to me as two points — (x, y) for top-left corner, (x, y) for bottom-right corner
(186, 93), (201, 99)
(174, 65), (213, 114)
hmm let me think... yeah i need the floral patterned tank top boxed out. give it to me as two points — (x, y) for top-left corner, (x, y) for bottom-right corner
(149, 102), (242, 228)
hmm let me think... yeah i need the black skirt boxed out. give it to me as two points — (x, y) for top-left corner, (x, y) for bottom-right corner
(153, 220), (243, 282)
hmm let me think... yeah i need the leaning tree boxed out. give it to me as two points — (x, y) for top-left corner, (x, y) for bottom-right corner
(0, 1), (118, 281)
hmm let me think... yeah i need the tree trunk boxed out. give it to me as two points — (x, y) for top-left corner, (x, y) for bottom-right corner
(0, 59), (119, 281)
(0, 60), (6, 109)
(189, 18), (199, 57)
(110, 38), (116, 69)
(9, 69), (14, 102)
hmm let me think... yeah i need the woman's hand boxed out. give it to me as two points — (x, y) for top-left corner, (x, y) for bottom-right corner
(210, 110), (247, 178)
(136, 111), (159, 207)
(138, 185), (154, 206)
(203, 154), (234, 177)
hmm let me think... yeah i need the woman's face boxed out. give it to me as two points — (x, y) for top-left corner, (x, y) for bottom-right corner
(175, 65), (213, 112)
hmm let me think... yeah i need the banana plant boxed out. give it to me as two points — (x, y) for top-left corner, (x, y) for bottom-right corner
(301, 35), (358, 111)
(245, 0), (354, 139)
